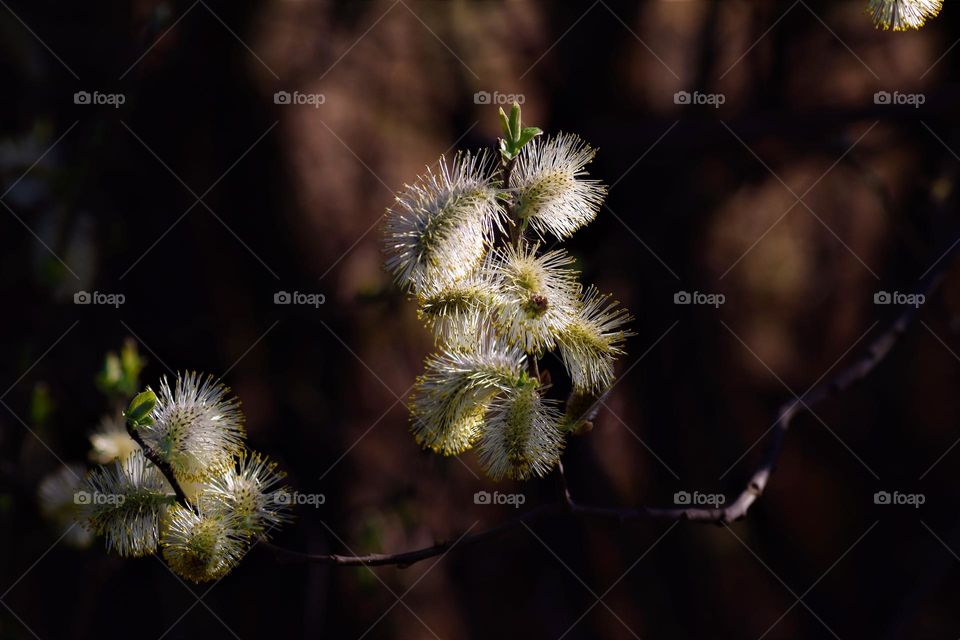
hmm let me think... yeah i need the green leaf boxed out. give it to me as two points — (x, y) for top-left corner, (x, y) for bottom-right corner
(125, 389), (158, 428)
(508, 103), (521, 141)
(497, 105), (538, 163)
(498, 107), (510, 139)
(516, 126), (542, 149)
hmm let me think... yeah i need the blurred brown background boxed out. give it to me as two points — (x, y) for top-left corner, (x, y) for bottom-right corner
(3, 0), (960, 637)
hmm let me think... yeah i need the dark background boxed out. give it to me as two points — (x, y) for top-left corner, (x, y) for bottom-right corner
(3, 0), (960, 638)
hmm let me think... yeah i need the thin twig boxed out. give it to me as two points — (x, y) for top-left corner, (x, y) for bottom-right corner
(125, 423), (192, 510)
(263, 225), (960, 567)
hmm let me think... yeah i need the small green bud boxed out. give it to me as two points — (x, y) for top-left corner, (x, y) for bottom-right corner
(496, 104), (539, 164)
(498, 107), (511, 139)
(126, 389), (158, 428)
(498, 137), (511, 163)
(508, 103), (521, 141)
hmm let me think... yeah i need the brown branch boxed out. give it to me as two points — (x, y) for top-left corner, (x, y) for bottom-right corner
(265, 504), (559, 567)
(262, 229), (960, 568)
(125, 423), (192, 510)
(717, 227), (960, 524)
(261, 501), (717, 567)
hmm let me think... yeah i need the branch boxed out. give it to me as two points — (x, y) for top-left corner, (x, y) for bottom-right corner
(697, 274), (943, 523)
(125, 423), (192, 510)
(263, 229), (960, 568)
(261, 501), (722, 567)
(265, 504), (560, 567)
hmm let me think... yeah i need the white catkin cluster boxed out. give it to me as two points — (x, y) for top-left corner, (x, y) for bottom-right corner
(69, 372), (292, 582)
(866, 0), (943, 30)
(384, 124), (633, 480)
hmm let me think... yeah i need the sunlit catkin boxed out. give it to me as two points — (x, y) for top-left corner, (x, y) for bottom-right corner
(867, 0), (942, 30)
(136, 372), (245, 482)
(385, 104), (633, 480)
